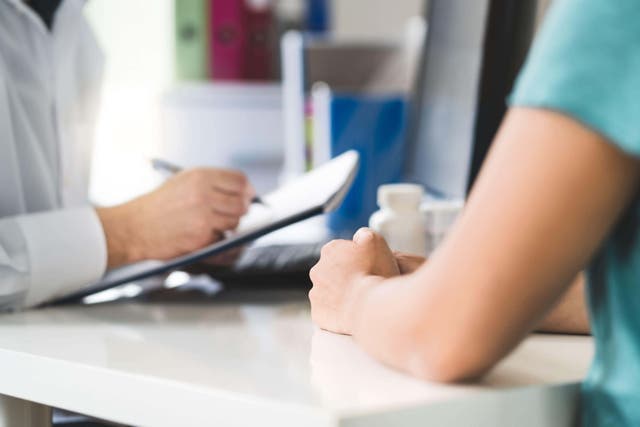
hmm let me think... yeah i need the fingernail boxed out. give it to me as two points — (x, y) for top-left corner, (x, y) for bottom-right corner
(353, 227), (374, 244)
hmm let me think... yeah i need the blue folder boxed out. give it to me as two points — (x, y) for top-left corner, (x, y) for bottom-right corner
(326, 94), (408, 237)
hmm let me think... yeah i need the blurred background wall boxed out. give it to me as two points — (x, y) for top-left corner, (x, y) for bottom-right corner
(84, 0), (424, 206)
(84, 0), (552, 207)
(85, 0), (175, 206)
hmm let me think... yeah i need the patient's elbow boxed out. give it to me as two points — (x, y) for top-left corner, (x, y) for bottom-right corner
(406, 335), (495, 383)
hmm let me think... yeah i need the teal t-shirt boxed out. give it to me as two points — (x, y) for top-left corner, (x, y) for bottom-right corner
(509, 0), (640, 425)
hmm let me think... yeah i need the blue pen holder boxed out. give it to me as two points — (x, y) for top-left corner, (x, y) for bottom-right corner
(326, 94), (409, 238)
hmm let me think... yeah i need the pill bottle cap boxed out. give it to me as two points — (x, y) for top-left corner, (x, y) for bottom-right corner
(377, 184), (424, 211)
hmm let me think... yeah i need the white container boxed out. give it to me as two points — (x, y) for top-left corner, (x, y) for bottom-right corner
(421, 199), (464, 255)
(369, 184), (427, 256)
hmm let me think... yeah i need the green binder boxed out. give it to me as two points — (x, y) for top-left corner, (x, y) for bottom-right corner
(175, 0), (209, 81)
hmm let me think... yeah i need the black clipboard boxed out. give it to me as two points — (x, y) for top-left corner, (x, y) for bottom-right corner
(47, 151), (359, 305)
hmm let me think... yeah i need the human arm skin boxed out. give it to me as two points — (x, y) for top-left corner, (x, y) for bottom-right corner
(309, 108), (639, 382)
(537, 273), (589, 334)
(393, 252), (590, 335)
(96, 167), (255, 269)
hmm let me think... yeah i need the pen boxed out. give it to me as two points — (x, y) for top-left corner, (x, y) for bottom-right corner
(150, 158), (267, 206)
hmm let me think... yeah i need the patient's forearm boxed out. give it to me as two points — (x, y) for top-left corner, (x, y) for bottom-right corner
(537, 273), (590, 334)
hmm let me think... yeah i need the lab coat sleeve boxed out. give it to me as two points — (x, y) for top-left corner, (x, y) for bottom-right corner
(0, 207), (107, 309)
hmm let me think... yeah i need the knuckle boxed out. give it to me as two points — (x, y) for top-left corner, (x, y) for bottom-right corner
(213, 193), (239, 214)
(215, 193), (231, 209)
(225, 195), (244, 213)
(235, 195), (248, 211)
(219, 169), (247, 188)
(320, 240), (341, 256)
(319, 244), (330, 258)
(309, 265), (319, 282)
(234, 172), (248, 187)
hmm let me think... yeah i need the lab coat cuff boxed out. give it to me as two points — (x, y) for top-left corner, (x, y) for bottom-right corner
(19, 207), (107, 307)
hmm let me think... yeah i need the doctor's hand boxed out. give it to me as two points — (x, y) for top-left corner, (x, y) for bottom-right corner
(96, 168), (255, 269)
(309, 228), (401, 335)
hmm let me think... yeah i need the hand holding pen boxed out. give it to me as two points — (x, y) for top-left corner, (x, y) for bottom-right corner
(151, 158), (267, 206)
(98, 159), (257, 268)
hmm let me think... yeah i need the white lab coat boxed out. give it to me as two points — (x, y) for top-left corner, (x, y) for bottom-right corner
(0, 0), (107, 309)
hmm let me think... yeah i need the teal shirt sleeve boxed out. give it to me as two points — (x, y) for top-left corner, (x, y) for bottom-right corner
(509, 0), (640, 157)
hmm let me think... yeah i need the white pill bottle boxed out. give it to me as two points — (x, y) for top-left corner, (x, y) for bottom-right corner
(369, 184), (427, 256)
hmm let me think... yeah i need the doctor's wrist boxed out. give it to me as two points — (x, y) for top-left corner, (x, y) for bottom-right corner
(96, 205), (141, 269)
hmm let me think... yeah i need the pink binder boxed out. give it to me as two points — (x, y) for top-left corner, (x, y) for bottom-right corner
(244, 1), (274, 80)
(210, 0), (247, 80)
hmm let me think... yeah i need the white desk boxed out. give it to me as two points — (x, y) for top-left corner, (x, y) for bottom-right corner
(0, 291), (593, 427)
